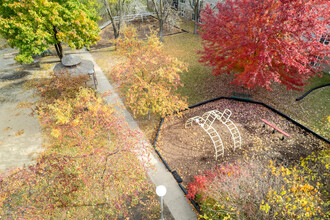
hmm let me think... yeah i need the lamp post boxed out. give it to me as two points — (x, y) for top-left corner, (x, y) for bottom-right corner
(156, 185), (167, 220)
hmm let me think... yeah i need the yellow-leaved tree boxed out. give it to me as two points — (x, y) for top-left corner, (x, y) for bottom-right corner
(110, 27), (188, 119)
(0, 0), (100, 63)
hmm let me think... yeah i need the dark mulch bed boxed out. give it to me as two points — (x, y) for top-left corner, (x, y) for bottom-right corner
(92, 16), (185, 50)
(156, 99), (329, 185)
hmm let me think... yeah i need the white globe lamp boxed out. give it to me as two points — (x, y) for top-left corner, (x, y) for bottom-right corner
(156, 185), (167, 220)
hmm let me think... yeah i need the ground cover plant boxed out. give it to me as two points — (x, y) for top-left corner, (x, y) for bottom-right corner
(155, 99), (329, 219)
(187, 153), (329, 219)
(0, 73), (161, 218)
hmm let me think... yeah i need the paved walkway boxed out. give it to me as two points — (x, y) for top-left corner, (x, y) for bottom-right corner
(0, 48), (43, 172)
(77, 49), (197, 220)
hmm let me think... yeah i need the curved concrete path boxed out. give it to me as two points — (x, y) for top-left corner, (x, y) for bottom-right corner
(77, 49), (197, 220)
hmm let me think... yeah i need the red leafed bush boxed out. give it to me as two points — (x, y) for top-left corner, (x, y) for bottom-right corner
(187, 163), (242, 200)
(187, 175), (208, 200)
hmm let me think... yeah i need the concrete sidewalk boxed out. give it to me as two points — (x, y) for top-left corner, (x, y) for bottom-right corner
(0, 48), (43, 172)
(77, 49), (197, 220)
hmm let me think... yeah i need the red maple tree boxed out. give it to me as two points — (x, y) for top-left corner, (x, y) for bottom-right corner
(198, 0), (329, 90)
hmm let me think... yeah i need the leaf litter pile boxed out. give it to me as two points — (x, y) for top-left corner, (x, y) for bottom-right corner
(156, 99), (329, 184)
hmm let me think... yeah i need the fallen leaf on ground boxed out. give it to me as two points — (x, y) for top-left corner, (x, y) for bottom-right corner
(15, 129), (24, 136)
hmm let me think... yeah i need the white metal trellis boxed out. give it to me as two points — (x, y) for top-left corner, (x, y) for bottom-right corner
(222, 117), (242, 150)
(205, 126), (224, 159)
(185, 109), (242, 159)
(185, 116), (204, 128)
(202, 109), (242, 151)
(186, 112), (224, 159)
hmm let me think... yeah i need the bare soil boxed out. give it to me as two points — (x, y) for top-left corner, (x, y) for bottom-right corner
(156, 99), (329, 184)
(92, 16), (185, 49)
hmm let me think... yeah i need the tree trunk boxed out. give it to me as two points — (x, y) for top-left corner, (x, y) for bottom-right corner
(104, 0), (120, 39)
(53, 26), (63, 60)
(159, 20), (164, 42)
(116, 0), (123, 39)
(58, 42), (63, 59)
(54, 43), (63, 60)
(54, 43), (60, 58)
(148, 104), (151, 120)
(111, 8), (120, 39)
(113, 23), (120, 39)
(194, 6), (199, 35)
(194, 21), (198, 35)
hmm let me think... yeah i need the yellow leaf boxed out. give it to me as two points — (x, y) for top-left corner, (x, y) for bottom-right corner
(15, 129), (24, 136)
(51, 128), (61, 138)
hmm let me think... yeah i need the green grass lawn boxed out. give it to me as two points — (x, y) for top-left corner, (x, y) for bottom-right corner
(292, 74), (330, 136)
(163, 32), (212, 104)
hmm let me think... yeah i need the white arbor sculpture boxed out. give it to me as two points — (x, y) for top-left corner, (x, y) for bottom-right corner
(185, 114), (224, 159)
(185, 109), (242, 159)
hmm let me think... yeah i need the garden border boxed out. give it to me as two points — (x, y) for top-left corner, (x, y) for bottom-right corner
(152, 96), (330, 214)
(296, 83), (330, 101)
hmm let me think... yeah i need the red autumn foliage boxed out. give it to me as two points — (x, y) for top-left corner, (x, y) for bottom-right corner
(187, 163), (242, 200)
(199, 0), (329, 90)
(186, 175), (208, 200)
